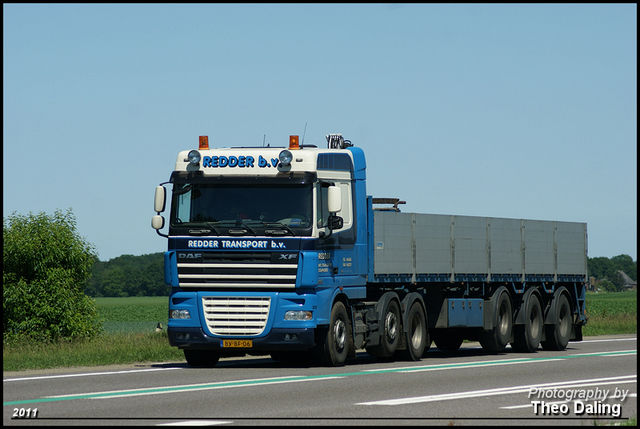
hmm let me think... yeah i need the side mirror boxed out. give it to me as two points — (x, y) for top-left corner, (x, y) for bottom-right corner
(328, 214), (343, 230)
(151, 215), (165, 230)
(327, 185), (342, 214)
(154, 186), (166, 213)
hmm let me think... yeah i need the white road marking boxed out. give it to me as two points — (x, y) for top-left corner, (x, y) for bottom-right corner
(356, 375), (637, 406)
(158, 421), (233, 426)
(501, 393), (637, 410)
(3, 367), (182, 382)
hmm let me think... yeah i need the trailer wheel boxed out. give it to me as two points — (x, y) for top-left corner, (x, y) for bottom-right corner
(316, 301), (350, 367)
(184, 349), (220, 367)
(399, 302), (428, 361)
(367, 299), (401, 359)
(479, 287), (513, 353)
(541, 293), (572, 351)
(434, 333), (464, 351)
(511, 293), (543, 353)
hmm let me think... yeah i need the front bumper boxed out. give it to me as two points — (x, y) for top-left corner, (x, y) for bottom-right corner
(168, 326), (315, 351)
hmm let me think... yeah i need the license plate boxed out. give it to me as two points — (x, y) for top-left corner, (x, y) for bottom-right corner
(220, 339), (252, 348)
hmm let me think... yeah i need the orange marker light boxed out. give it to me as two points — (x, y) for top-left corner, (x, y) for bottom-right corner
(199, 136), (209, 150)
(289, 135), (300, 150)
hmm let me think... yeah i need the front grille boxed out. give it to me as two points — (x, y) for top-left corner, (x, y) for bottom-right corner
(202, 296), (271, 336)
(178, 251), (298, 289)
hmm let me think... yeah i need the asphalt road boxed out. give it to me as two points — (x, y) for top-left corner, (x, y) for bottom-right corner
(4, 335), (637, 426)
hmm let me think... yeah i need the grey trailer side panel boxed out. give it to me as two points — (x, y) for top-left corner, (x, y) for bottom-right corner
(373, 211), (587, 279)
(452, 215), (488, 275)
(488, 217), (522, 276)
(415, 213), (451, 274)
(556, 221), (588, 279)
(523, 220), (555, 276)
(373, 212), (413, 274)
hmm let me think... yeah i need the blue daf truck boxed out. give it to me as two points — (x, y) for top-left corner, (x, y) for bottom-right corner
(152, 134), (587, 367)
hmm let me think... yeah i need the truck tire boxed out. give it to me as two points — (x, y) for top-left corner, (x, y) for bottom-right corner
(367, 299), (401, 359)
(479, 287), (513, 353)
(511, 292), (543, 353)
(184, 349), (220, 367)
(399, 301), (428, 361)
(541, 293), (572, 351)
(316, 301), (350, 367)
(434, 333), (464, 351)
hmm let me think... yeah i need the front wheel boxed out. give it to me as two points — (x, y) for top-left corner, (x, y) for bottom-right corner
(316, 301), (351, 367)
(184, 349), (220, 367)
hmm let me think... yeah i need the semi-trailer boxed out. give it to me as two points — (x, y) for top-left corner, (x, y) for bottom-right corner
(152, 134), (587, 367)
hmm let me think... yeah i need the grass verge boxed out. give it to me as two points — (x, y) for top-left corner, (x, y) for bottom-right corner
(3, 292), (636, 372)
(3, 330), (184, 372)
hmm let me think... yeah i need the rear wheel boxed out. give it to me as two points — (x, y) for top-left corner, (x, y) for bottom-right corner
(541, 293), (572, 351)
(367, 299), (401, 359)
(399, 302), (428, 361)
(184, 349), (220, 367)
(480, 287), (513, 352)
(511, 293), (543, 353)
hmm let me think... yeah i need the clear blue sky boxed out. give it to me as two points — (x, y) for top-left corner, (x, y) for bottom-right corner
(3, 4), (637, 262)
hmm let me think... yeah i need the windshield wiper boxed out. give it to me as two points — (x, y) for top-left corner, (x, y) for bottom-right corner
(186, 222), (221, 236)
(264, 222), (296, 236)
(229, 219), (257, 236)
(204, 223), (222, 235)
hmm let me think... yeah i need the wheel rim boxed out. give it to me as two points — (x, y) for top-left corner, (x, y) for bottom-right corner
(498, 300), (509, 336)
(334, 318), (346, 351)
(410, 313), (423, 349)
(385, 311), (398, 342)
(529, 297), (542, 339)
(558, 300), (570, 337)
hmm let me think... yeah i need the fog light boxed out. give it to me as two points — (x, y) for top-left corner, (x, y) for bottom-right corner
(170, 309), (191, 319)
(284, 333), (299, 341)
(284, 310), (312, 321)
(278, 149), (293, 166)
(188, 150), (201, 165)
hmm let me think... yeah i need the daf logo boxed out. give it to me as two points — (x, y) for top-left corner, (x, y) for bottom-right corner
(279, 254), (297, 260)
(178, 253), (202, 259)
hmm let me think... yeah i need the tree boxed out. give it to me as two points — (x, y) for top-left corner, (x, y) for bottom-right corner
(611, 254), (636, 281)
(3, 209), (103, 343)
(87, 252), (169, 297)
(588, 254), (637, 282)
(588, 257), (617, 280)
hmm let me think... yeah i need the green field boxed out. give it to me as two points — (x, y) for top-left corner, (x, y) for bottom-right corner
(582, 290), (637, 336)
(92, 292), (637, 337)
(95, 297), (169, 334)
(3, 291), (637, 372)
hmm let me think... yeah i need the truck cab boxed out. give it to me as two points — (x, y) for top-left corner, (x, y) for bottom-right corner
(152, 134), (369, 366)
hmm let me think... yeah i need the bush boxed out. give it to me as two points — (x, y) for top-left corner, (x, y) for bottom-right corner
(3, 209), (103, 343)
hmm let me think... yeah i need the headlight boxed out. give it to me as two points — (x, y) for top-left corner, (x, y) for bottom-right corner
(284, 310), (312, 321)
(170, 309), (191, 319)
(188, 150), (201, 165)
(278, 149), (293, 166)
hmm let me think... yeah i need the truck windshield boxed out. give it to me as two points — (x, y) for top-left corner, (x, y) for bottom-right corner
(170, 182), (313, 236)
